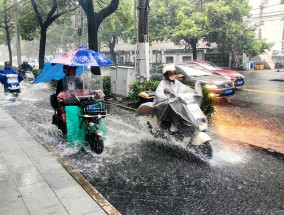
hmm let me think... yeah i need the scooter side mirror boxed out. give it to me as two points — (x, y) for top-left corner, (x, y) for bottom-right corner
(176, 74), (186, 79)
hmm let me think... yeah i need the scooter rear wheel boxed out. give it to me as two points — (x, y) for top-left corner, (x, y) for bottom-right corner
(89, 133), (104, 154)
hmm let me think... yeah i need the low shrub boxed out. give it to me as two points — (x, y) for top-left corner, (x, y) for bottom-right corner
(128, 80), (160, 104)
(200, 87), (215, 117)
(103, 75), (111, 98)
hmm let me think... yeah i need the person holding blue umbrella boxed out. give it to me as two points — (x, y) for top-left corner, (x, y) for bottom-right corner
(55, 65), (83, 97)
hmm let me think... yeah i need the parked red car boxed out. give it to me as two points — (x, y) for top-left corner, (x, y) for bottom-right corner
(185, 61), (245, 87)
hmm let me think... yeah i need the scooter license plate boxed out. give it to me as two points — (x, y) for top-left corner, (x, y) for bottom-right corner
(225, 89), (233, 94)
(237, 80), (243, 85)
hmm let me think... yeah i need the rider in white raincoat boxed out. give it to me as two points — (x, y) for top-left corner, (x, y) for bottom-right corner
(136, 64), (203, 136)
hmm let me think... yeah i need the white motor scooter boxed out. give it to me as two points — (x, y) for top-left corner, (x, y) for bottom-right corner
(137, 87), (212, 159)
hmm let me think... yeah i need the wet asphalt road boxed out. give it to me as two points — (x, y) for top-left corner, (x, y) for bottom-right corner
(0, 72), (283, 215)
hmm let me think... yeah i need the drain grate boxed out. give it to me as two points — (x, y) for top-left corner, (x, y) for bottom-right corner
(270, 79), (284, 82)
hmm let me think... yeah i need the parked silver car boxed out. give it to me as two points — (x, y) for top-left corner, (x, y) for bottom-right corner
(150, 64), (235, 97)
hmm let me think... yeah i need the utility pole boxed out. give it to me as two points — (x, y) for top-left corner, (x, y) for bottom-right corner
(137, 0), (150, 81)
(13, 0), (21, 66)
(79, 6), (84, 46)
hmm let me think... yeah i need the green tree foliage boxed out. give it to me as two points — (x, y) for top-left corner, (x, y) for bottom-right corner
(203, 0), (272, 57)
(98, 0), (133, 64)
(0, 0), (15, 64)
(150, 0), (210, 60)
(149, 0), (178, 42)
(150, 0), (272, 60)
(46, 22), (80, 55)
(18, 0), (78, 68)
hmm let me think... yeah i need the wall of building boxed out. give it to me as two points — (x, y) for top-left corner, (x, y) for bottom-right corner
(248, 0), (284, 56)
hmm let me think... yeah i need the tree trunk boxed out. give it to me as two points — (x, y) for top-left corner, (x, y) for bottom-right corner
(5, 27), (12, 65)
(88, 19), (101, 75)
(38, 26), (47, 69)
(190, 38), (198, 61)
(109, 36), (117, 65)
(3, 5), (12, 65)
(79, 0), (120, 75)
(88, 18), (99, 51)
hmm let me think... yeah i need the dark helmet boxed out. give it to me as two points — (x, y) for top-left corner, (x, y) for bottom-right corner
(63, 65), (76, 74)
(4, 61), (11, 67)
(162, 64), (177, 80)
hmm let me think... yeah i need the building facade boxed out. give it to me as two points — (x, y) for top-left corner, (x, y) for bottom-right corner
(248, 0), (284, 65)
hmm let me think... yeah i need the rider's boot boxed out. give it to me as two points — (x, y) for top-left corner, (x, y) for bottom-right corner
(170, 123), (178, 133)
(148, 115), (160, 130)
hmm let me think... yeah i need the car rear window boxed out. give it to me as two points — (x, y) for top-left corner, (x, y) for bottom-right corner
(201, 63), (222, 70)
(178, 65), (212, 77)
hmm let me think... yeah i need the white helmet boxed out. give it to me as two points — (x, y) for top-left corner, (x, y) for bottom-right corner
(162, 64), (176, 74)
(162, 64), (176, 81)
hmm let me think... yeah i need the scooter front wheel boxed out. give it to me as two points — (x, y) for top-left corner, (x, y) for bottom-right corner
(88, 132), (104, 154)
(187, 141), (212, 160)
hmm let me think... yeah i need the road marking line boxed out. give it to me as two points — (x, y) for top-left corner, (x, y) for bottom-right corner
(240, 88), (284, 95)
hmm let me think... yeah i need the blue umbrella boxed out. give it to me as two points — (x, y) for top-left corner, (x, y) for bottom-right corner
(33, 62), (85, 84)
(50, 46), (113, 67)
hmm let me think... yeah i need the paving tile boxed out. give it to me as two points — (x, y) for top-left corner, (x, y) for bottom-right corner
(32, 155), (63, 173)
(0, 169), (24, 210)
(10, 165), (44, 188)
(2, 154), (34, 169)
(22, 144), (53, 160)
(0, 139), (24, 154)
(41, 167), (78, 191)
(0, 197), (29, 215)
(19, 181), (60, 213)
(55, 186), (107, 215)
(0, 154), (7, 170)
(30, 204), (69, 215)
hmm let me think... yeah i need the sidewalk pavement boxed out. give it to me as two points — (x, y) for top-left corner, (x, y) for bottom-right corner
(0, 106), (120, 215)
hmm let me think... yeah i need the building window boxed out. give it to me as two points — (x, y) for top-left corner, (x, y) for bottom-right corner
(125, 52), (130, 62)
(156, 52), (162, 63)
(182, 56), (192, 62)
(258, 29), (262, 39)
(166, 56), (174, 63)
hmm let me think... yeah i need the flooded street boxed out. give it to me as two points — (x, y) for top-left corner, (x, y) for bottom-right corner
(0, 81), (283, 215)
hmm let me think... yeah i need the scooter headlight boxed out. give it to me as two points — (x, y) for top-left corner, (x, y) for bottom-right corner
(196, 118), (206, 125)
(205, 84), (217, 89)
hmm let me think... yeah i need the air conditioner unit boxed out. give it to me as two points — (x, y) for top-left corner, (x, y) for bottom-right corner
(261, 0), (267, 5)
